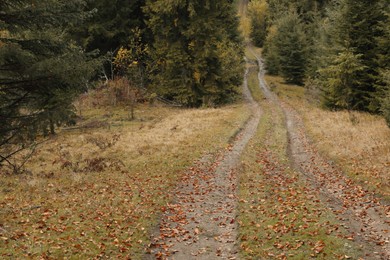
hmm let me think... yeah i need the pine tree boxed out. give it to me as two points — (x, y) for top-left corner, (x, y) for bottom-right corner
(249, 0), (268, 47)
(318, 48), (366, 109)
(277, 11), (307, 85)
(317, 0), (386, 111)
(145, 0), (243, 107)
(263, 10), (307, 85)
(266, 0), (329, 23)
(262, 25), (280, 75)
(73, 0), (147, 54)
(380, 69), (390, 127)
(0, 0), (98, 165)
(262, 0), (329, 81)
(378, 3), (390, 126)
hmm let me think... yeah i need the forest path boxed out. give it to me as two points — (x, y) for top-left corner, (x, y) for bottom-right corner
(250, 48), (390, 259)
(146, 63), (262, 259)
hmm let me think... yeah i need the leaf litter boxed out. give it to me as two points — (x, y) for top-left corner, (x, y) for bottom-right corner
(249, 49), (389, 259)
(147, 68), (262, 259)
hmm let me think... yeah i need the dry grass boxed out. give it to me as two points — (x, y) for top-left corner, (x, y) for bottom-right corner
(266, 75), (390, 199)
(238, 67), (360, 259)
(0, 102), (251, 258)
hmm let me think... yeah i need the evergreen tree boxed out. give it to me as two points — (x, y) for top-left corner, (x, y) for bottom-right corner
(262, 25), (280, 75)
(317, 0), (386, 111)
(145, 0), (243, 107)
(276, 11), (307, 85)
(318, 48), (366, 109)
(262, 0), (329, 81)
(378, 4), (390, 126)
(71, 0), (149, 81)
(0, 0), (98, 165)
(263, 10), (307, 85)
(380, 69), (390, 127)
(73, 0), (147, 54)
(266, 0), (329, 23)
(249, 0), (268, 47)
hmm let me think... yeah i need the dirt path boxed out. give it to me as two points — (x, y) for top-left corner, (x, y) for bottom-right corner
(250, 48), (390, 259)
(146, 67), (261, 259)
(145, 44), (389, 260)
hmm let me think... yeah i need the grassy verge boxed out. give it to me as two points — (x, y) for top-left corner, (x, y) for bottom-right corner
(266, 75), (390, 200)
(0, 102), (251, 259)
(237, 59), (362, 259)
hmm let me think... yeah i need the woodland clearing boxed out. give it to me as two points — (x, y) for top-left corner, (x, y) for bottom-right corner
(1, 0), (389, 258)
(0, 101), (251, 258)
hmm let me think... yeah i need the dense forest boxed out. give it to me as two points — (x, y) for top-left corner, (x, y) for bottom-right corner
(0, 0), (389, 166)
(249, 0), (389, 123)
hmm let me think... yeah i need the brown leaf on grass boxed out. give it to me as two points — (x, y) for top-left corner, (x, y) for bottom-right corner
(312, 240), (325, 254)
(194, 228), (200, 235)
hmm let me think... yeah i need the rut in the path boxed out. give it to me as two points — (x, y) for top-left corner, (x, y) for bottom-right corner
(146, 67), (261, 259)
(251, 48), (390, 260)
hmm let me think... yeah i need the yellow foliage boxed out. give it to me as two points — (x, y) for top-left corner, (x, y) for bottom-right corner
(267, 25), (278, 38)
(248, 0), (268, 15)
(0, 30), (9, 48)
(193, 70), (201, 83)
(188, 40), (195, 50)
(239, 16), (251, 39)
(238, 0), (268, 41)
(112, 27), (148, 73)
(248, 0), (268, 26)
(113, 47), (133, 70)
(0, 30), (9, 37)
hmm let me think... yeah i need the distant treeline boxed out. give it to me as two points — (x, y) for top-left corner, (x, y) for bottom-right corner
(248, 0), (390, 125)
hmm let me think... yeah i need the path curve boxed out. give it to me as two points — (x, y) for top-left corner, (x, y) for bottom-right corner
(250, 48), (390, 259)
(146, 65), (261, 259)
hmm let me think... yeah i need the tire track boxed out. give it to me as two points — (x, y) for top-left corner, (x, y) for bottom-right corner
(146, 66), (261, 259)
(250, 48), (390, 259)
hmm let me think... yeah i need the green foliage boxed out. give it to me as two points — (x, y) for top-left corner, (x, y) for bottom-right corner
(380, 70), (390, 127)
(261, 0), (389, 124)
(318, 48), (366, 109)
(378, 6), (390, 127)
(0, 0), (90, 31)
(0, 0), (98, 165)
(145, 0), (243, 107)
(73, 0), (147, 54)
(262, 26), (280, 75)
(263, 10), (307, 85)
(315, 0), (386, 111)
(70, 0), (149, 83)
(266, 0), (329, 22)
(248, 0), (268, 47)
